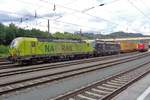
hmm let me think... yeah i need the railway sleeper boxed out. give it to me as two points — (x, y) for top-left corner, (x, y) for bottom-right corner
(76, 94), (96, 100)
(89, 89), (105, 97)
(106, 81), (123, 86)
(91, 88), (108, 95)
(102, 83), (119, 89)
(85, 91), (103, 98)
(97, 86), (114, 92)
(81, 92), (100, 99)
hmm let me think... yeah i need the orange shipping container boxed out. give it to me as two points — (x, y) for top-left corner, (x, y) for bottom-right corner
(119, 41), (137, 53)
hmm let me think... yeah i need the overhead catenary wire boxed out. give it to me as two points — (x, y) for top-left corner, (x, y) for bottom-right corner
(0, 7), (109, 31)
(38, 23), (78, 32)
(140, 0), (150, 8)
(0, 0), (127, 33)
(33, 17), (104, 31)
(0, 1), (117, 31)
(127, 0), (150, 21)
(0, 10), (37, 23)
(63, 0), (79, 6)
(5, 0), (149, 34)
(82, 0), (121, 13)
(39, 0), (120, 32)
(139, 0), (150, 13)
(16, 0), (119, 26)
(105, 0), (121, 4)
(0, 11), (103, 31)
(5, 0), (122, 33)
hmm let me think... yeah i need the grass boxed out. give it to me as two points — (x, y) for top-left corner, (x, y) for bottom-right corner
(0, 45), (9, 57)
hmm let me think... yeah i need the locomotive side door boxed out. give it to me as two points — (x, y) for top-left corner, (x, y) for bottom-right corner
(31, 41), (36, 56)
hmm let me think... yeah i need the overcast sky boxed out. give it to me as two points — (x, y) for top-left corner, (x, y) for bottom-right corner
(0, 0), (150, 35)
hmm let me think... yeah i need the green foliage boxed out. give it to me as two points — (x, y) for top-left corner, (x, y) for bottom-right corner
(0, 23), (145, 47)
(0, 45), (9, 57)
(0, 23), (82, 46)
(0, 23), (51, 45)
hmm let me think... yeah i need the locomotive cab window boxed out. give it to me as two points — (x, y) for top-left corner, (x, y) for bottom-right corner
(10, 40), (17, 48)
(10, 38), (22, 48)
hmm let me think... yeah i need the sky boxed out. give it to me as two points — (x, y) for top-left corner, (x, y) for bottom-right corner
(0, 0), (150, 35)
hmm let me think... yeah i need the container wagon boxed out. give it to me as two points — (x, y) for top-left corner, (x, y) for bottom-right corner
(93, 40), (120, 56)
(119, 40), (137, 53)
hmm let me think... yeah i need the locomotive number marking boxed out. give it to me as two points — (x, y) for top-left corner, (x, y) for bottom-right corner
(61, 45), (72, 51)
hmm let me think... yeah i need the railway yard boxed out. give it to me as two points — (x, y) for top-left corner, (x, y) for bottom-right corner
(0, 52), (150, 100)
(1, 0), (150, 99)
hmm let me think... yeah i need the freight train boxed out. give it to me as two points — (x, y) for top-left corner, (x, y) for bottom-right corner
(8, 37), (148, 64)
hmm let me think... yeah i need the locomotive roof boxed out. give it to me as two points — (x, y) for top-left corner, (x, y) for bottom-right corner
(37, 38), (83, 43)
(12, 37), (84, 43)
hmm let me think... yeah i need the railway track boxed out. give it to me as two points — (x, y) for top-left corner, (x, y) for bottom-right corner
(0, 57), (5, 62)
(0, 57), (13, 67)
(53, 60), (150, 100)
(0, 52), (142, 77)
(0, 52), (138, 70)
(0, 52), (149, 97)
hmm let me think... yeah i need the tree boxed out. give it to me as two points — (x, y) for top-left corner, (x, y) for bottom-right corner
(0, 23), (6, 45)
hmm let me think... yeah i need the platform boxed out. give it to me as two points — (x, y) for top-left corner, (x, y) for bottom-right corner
(112, 72), (150, 100)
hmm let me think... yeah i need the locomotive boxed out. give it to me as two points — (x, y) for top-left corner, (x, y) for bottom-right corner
(8, 37), (120, 64)
(137, 40), (149, 52)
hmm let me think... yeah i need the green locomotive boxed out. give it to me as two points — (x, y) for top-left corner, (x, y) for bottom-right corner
(9, 37), (94, 63)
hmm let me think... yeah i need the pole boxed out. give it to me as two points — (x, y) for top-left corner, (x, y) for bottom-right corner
(48, 19), (50, 34)
(80, 28), (82, 34)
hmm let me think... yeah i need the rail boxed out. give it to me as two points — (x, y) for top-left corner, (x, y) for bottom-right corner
(53, 61), (150, 100)
(0, 52), (149, 97)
